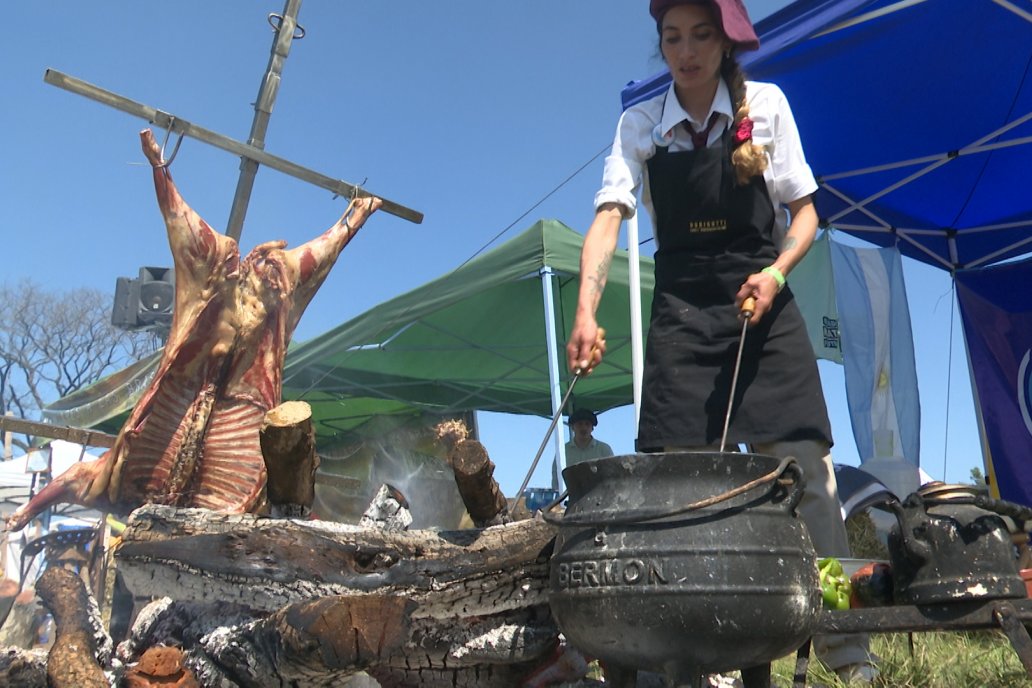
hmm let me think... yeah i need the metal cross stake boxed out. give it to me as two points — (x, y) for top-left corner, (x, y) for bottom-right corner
(43, 0), (423, 236)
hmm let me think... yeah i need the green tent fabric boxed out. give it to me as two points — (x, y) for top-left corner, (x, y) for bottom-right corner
(282, 218), (655, 443)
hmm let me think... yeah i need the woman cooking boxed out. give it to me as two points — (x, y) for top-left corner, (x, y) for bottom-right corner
(566, 0), (878, 682)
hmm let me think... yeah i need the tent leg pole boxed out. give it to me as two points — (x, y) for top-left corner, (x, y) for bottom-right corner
(540, 266), (567, 493)
(626, 213), (644, 432)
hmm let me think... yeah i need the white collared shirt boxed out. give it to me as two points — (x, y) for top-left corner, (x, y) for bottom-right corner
(594, 79), (818, 246)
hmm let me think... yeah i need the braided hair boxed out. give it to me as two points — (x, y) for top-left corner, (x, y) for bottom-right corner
(721, 55), (767, 185)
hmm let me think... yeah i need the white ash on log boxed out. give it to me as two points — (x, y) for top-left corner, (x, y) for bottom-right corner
(112, 505), (560, 686)
(116, 505), (556, 615)
(359, 484), (413, 532)
(35, 566), (112, 688)
(260, 400), (319, 518)
(434, 419), (511, 527)
(197, 598), (555, 687)
(117, 597), (259, 663)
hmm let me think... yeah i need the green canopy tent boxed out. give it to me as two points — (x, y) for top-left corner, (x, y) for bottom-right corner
(282, 218), (655, 454)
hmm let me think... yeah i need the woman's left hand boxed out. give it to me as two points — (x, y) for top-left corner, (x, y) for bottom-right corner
(735, 270), (781, 326)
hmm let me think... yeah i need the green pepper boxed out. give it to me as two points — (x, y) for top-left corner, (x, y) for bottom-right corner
(817, 557), (852, 610)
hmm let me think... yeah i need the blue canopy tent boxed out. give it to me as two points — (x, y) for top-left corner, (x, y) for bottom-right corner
(622, 0), (1032, 271)
(619, 0), (1032, 502)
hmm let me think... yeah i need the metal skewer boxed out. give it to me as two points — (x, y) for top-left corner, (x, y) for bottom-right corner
(517, 328), (605, 500)
(719, 297), (756, 453)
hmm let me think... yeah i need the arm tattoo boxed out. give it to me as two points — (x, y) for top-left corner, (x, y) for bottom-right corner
(587, 250), (614, 299)
(783, 236), (798, 252)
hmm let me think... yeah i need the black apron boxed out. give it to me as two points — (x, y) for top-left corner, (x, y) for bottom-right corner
(636, 126), (832, 451)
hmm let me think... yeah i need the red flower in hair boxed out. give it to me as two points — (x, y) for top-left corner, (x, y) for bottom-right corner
(734, 117), (754, 146)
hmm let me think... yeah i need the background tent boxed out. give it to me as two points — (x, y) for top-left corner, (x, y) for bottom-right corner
(622, 0), (1032, 271)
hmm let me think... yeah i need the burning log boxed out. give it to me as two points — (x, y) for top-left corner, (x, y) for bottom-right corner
(434, 419), (510, 527)
(123, 646), (200, 688)
(259, 400), (318, 518)
(112, 504), (559, 686)
(35, 567), (111, 688)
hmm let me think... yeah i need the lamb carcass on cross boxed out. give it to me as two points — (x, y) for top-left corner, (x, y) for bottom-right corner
(5, 129), (382, 531)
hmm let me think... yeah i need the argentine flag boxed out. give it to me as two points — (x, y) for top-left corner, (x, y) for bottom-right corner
(792, 232), (921, 467)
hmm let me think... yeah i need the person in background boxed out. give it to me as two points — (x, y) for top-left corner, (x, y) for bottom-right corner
(565, 408), (614, 466)
(565, 0), (878, 682)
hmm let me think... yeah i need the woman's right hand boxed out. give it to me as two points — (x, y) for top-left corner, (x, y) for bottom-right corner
(567, 319), (607, 375)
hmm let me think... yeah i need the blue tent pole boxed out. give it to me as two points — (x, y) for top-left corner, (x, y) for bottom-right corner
(540, 266), (567, 493)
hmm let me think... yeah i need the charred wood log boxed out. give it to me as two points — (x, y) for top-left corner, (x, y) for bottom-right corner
(260, 401), (319, 518)
(198, 597), (554, 687)
(434, 420), (510, 527)
(117, 597), (259, 663)
(116, 505), (556, 614)
(0, 647), (47, 687)
(36, 567), (111, 688)
(113, 505), (559, 686)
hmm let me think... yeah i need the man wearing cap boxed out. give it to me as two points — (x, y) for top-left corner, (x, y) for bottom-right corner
(565, 408), (614, 466)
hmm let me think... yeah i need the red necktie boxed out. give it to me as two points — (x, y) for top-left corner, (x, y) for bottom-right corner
(685, 112), (720, 149)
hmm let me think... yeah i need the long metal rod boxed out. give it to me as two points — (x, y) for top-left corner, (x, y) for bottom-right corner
(516, 327), (605, 499)
(226, 0), (304, 240)
(719, 297), (755, 453)
(517, 373), (581, 500)
(43, 69), (423, 224)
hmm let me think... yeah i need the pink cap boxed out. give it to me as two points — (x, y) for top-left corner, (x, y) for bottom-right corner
(649, 0), (760, 52)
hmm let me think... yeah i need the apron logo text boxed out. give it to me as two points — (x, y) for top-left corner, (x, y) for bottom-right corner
(687, 219), (727, 233)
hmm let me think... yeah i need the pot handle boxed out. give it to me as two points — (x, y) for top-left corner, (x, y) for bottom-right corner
(887, 494), (935, 565)
(924, 494), (1032, 528)
(776, 459), (806, 515)
(542, 456), (798, 527)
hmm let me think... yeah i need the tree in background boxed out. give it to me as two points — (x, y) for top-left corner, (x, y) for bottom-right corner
(0, 280), (159, 453)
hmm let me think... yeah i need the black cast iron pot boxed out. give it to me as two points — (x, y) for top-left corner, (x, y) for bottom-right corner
(547, 451), (821, 680)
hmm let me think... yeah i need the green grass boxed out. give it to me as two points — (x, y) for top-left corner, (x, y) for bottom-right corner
(770, 631), (1032, 687)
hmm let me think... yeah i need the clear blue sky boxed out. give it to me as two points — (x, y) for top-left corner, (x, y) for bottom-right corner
(2, 1), (981, 498)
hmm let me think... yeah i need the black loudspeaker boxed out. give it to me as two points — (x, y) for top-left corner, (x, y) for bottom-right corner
(136, 267), (175, 326)
(111, 267), (175, 330)
(111, 276), (137, 329)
